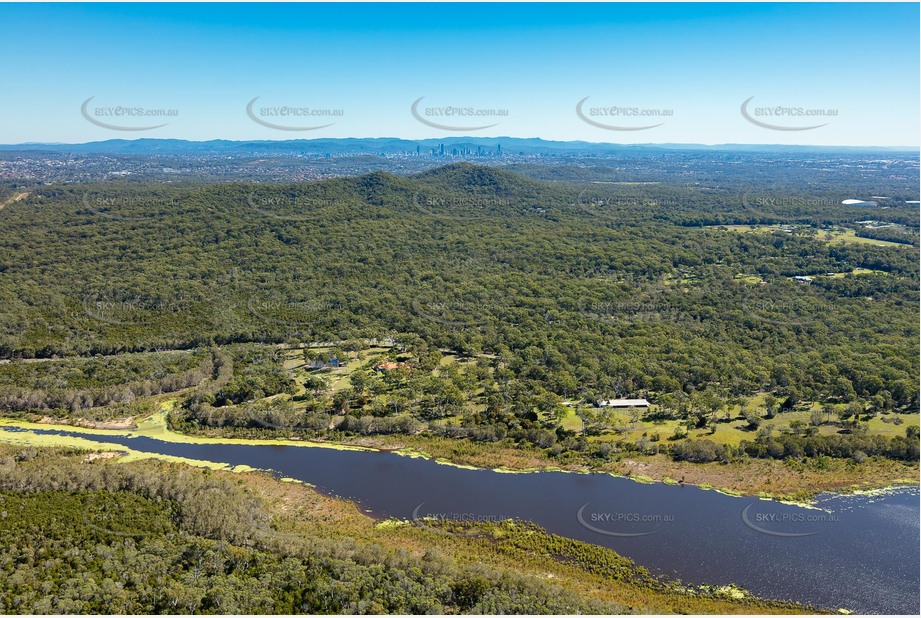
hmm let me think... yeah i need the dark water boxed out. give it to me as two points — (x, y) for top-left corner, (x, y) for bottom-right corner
(4, 427), (918, 614)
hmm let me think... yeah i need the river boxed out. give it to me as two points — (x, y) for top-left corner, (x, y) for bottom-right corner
(1, 425), (918, 614)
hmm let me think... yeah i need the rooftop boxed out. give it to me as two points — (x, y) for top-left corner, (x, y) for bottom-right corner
(598, 398), (650, 407)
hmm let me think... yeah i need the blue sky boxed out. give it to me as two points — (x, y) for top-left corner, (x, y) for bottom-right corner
(0, 2), (917, 146)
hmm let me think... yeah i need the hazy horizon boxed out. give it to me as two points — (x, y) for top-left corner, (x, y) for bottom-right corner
(1, 136), (918, 151)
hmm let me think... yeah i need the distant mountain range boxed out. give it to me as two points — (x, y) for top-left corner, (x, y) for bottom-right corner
(0, 138), (915, 156)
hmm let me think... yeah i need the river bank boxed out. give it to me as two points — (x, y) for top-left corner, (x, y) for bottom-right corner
(2, 410), (918, 614)
(0, 441), (818, 614)
(2, 403), (917, 503)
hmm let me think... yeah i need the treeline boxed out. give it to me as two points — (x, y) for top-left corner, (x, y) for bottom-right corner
(855, 225), (919, 246)
(212, 345), (295, 405)
(172, 371), (920, 465)
(176, 397), (427, 438)
(181, 345), (297, 426)
(669, 426), (919, 464)
(0, 351), (212, 413)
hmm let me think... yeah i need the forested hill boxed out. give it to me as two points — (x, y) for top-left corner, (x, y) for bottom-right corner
(0, 164), (918, 409)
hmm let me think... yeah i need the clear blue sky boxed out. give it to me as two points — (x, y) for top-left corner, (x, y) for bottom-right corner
(0, 2), (917, 146)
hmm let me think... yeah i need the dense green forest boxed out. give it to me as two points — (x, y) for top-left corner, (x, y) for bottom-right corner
(1, 164), (917, 412)
(0, 160), (916, 614)
(0, 350), (211, 413)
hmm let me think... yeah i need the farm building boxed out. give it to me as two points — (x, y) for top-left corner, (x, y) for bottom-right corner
(598, 398), (650, 408)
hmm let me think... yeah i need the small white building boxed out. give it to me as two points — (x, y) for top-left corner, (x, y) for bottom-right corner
(842, 199), (878, 207)
(598, 398), (650, 408)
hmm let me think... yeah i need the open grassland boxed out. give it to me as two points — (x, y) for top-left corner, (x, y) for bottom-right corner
(817, 227), (911, 248)
(710, 223), (913, 248)
(559, 398), (920, 449)
(283, 345), (393, 394)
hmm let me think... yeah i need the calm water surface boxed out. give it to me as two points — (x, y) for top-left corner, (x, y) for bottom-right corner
(4, 427), (918, 614)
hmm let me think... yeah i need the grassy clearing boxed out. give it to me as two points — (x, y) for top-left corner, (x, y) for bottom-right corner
(734, 273), (765, 284)
(817, 228), (908, 248)
(585, 395), (919, 450)
(821, 267), (886, 278)
(282, 344), (391, 394)
(710, 223), (911, 248)
(559, 407), (583, 432)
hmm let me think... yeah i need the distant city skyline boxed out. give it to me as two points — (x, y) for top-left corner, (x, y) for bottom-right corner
(0, 2), (917, 147)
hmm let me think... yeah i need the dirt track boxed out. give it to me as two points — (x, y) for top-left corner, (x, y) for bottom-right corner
(0, 191), (29, 211)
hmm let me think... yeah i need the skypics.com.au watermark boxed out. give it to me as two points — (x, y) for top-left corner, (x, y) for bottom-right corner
(411, 504), (515, 524)
(578, 297), (691, 324)
(411, 97), (508, 131)
(81, 97), (178, 131)
(577, 190), (679, 223)
(741, 192), (838, 222)
(577, 503), (674, 537)
(82, 294), (189, 327)
(576, 97), (672, 131)
(246, 97), (343, 131)
(740, 296), (838, 327)
(412, 191), (513, 220)
(741, 97), (837, 131)
(247, 191), (347, 221)
(247, 295), (344, 327)
(411, 294), (489, 327)
(741, 503), (838, 537)
(82, 192), (180, 221)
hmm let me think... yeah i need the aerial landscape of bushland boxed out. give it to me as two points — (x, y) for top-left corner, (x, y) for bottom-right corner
(2, 158), (918, 487)
(1, 1), (919, 615)
(2, 149), (918, 613)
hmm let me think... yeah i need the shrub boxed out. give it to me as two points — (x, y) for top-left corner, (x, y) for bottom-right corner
(670, 439), (728, 463)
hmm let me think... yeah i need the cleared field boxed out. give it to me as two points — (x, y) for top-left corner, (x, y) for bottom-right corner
(710, 224), (912, 248)
(816, 228), (910, 248)
(558, 391), (918, 449)
(734, 273), (764, 284)
(821, 267), (886, 278)
(282, 345), (392, 395)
